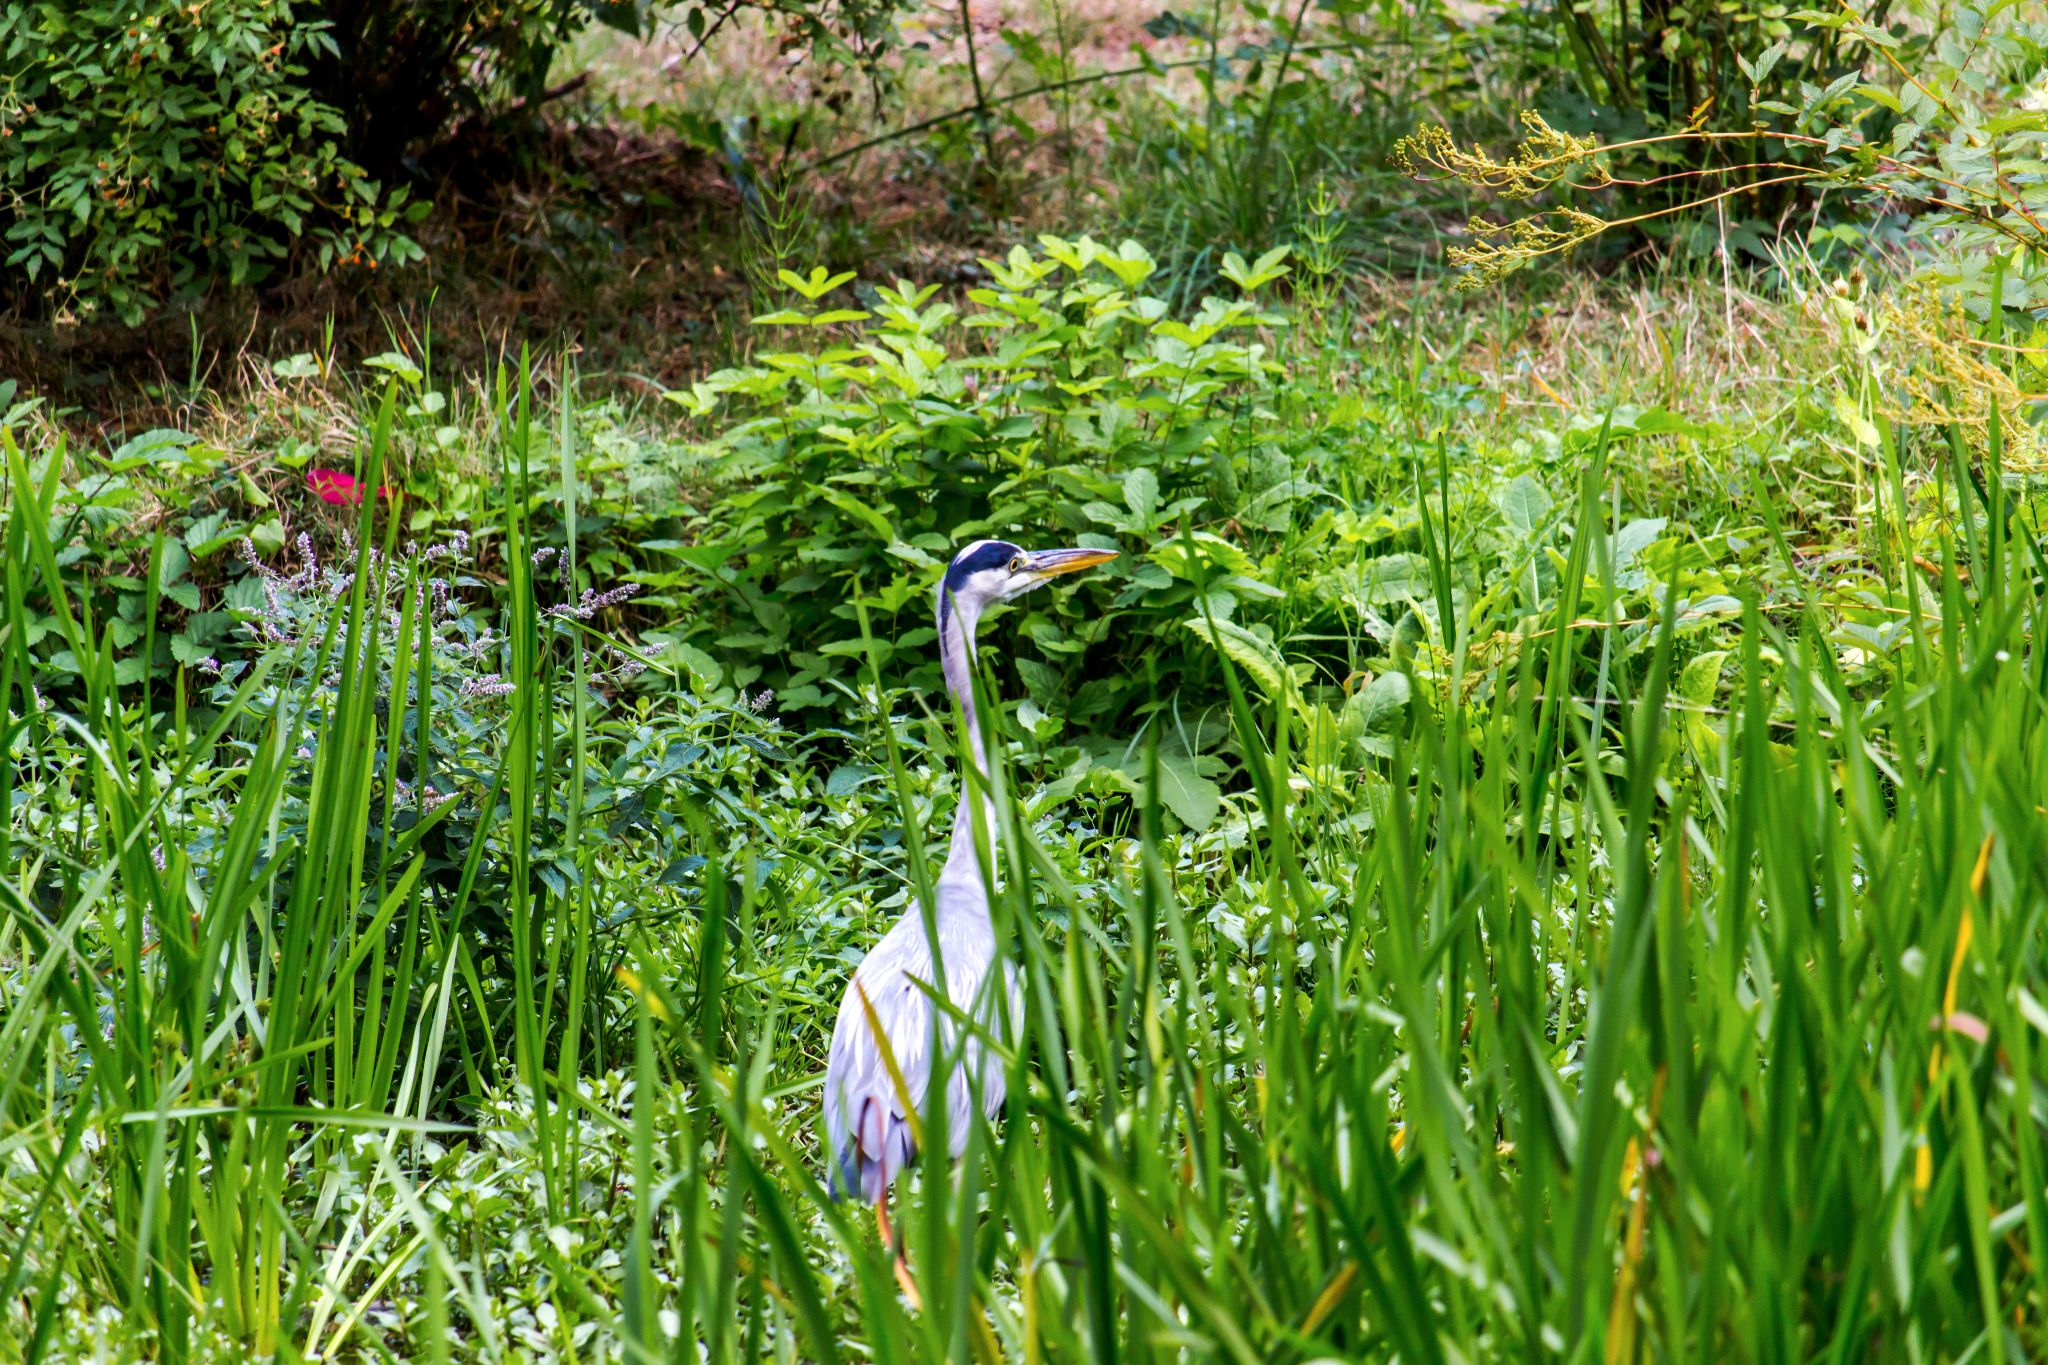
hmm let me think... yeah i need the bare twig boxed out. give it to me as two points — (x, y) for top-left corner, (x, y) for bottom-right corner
(801, 41), (1363, 173)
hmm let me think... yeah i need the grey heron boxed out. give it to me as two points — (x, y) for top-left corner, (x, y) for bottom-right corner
(823, 538), (1117, 1299)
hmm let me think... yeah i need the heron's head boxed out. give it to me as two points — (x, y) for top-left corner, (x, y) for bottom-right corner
(936, 539), (1118, 628)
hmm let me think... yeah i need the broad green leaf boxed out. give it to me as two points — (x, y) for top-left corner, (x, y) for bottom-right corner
(1679, 649), (1730, 707)
(1347, 670), (1411, 733)
(364, 350), (422, 385)
(249, 518), (286, 556)
(777, 266), (856, 300)
(1150, 749), (1220, 830)
(1016, 698), (1063, 742)
(106, 428), (196, 471)
(817, 487), (896, 543)
(1123, 467), (1160, 520)
(1152, 531), (1257, 579)
(1496, 474), (1552, 538)
(672, 642), (722, 689)
(1099, 240), (1157, 288)
(1608, 518), (1666, 571)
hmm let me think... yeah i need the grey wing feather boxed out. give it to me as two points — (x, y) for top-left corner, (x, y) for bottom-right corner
(824, 936), (929, 1203)
(822, 912), (1011, 1201)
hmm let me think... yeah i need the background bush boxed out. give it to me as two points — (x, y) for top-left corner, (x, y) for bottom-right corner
(0, 0), (939, 325)
(0, 0), (430, 323)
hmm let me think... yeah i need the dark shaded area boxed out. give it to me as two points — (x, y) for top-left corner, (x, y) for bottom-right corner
(1, 109), (1035, 441)
(0, 120), (741, 438)
(306, 0), (578, 181)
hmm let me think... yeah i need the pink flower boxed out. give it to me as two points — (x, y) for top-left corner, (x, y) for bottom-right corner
(306, 470), (390, 505)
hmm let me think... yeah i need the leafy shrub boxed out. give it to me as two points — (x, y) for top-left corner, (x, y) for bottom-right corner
(0, 348), (726, 760)
(657, 235), (1738, 827)
(0, 421), (292, 686)
(1450, 0), (2048, 269)
(662, 239), (1307, 730)
(0, 0), (426, 323)
(0, 0), (938, 320)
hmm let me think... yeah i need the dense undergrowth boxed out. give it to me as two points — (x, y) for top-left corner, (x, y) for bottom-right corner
(7, 0), (2048, 1359)
(9, 223), (2048, 1360)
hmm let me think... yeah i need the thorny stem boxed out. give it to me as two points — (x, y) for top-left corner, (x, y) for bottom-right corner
(680, 2), (744, 64)
(1408, 127), (1921, 190)
(1544, 172), (1818, 242)
(1837, 0), (1956, 126)
(1588, 158), (1849, 190)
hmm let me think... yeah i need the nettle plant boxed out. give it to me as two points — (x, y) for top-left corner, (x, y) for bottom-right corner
(662, 236), (1315, 738)
(2, 423), (293, 688)
(203, 531), (499, 866)
(195, 518), (823, 959)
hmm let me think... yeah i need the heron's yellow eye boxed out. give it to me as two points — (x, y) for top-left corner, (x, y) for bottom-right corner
(1008, 555), (1026, 573)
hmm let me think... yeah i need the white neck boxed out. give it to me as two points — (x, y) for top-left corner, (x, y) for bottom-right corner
(937, 589), (998, 898)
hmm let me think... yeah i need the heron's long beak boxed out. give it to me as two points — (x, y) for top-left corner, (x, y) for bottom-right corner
(1024, 547), (1118, 579)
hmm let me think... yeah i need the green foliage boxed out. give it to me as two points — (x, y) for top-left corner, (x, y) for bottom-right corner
(1, 422), (293, 684)
(0, 0), (426, 323)
(0, 341), (709, 708)
(308, 0), (592, 176)
(664, 234), (1310, 739)
(8, 7), (2048, 1352)
(1478, 0), (1919, 256)
(11, 328), (2048, 1358)
(1497, 0), (1841, 153)
(1417, 1), (2048, 275)
(0, 0), (921, 322)
(658, 234), (1761, 832)
(0, 370), (850, 1356)
(1103, 0), (1478, 303)
(1400, 0), (2047, 459)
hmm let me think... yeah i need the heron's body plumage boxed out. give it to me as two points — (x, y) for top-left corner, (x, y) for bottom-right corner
(823, 890), (1015, 1201)
(822, 539), (1112, 1209)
